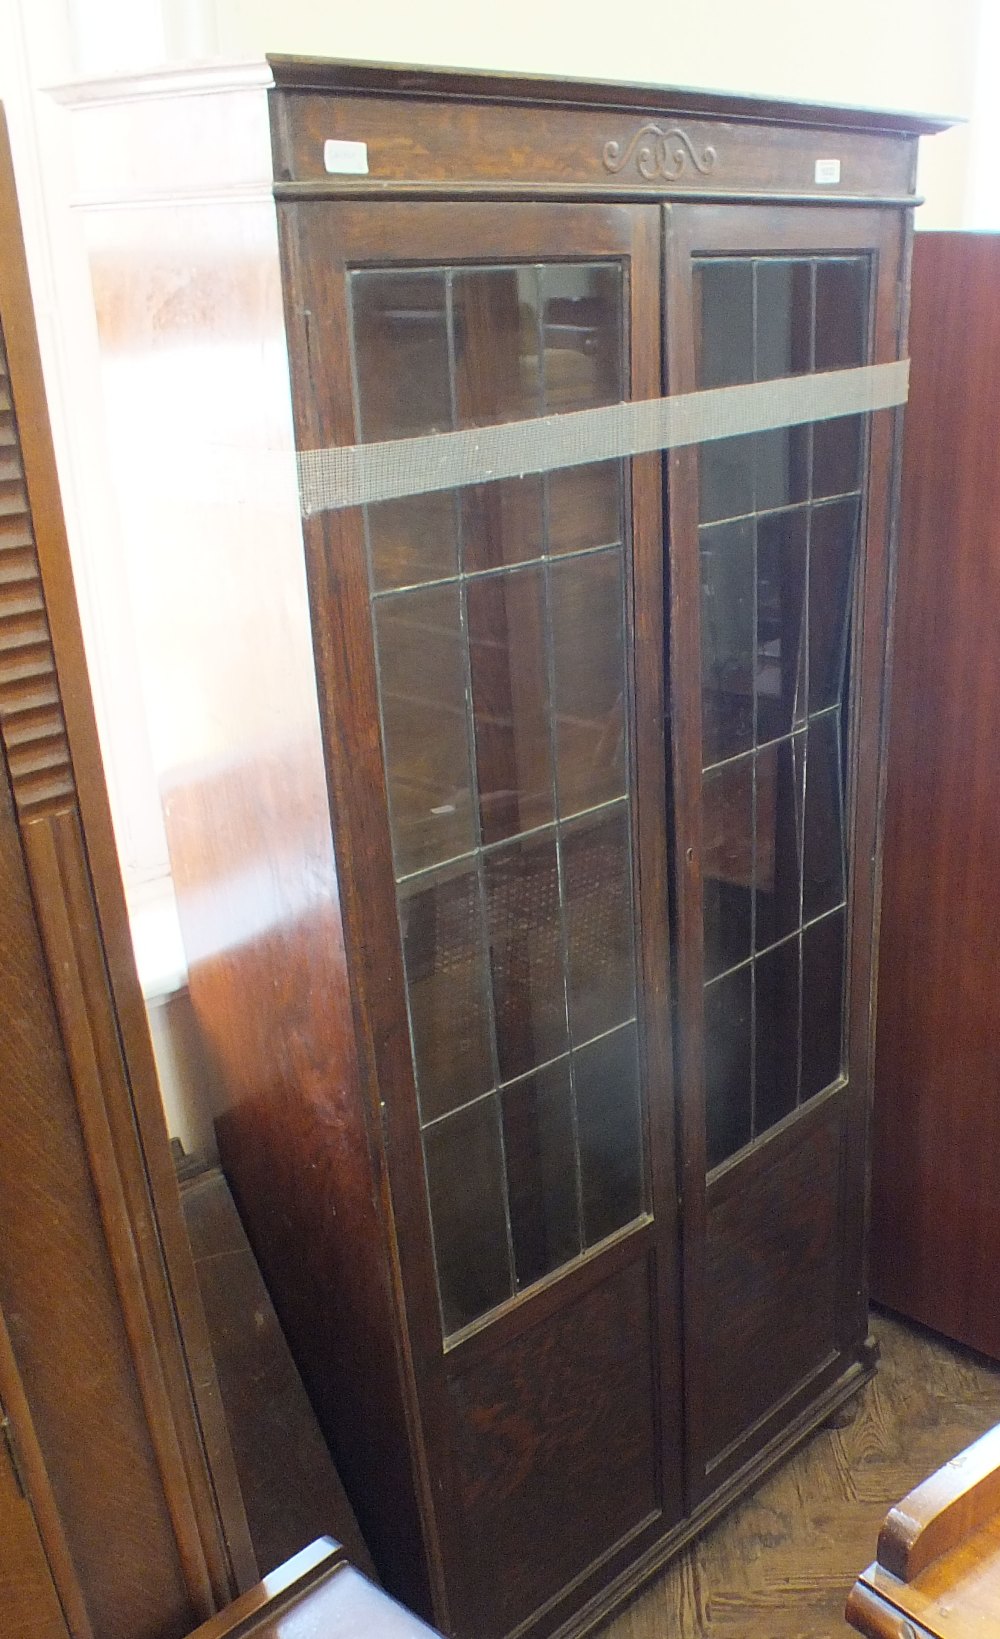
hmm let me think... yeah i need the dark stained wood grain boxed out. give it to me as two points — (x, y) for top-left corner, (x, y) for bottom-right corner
(871, 233), (1000, 1362)
(56, 64), (932, 1639)
(179, 1164), (376, 1582)
(444, 1259), (660, 1639)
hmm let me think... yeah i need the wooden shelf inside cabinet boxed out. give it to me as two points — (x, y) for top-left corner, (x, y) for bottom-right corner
(53, 57), (951, 1639)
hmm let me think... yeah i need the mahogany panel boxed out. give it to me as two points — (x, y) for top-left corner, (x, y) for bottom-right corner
(444, 1258), (660, 1639)
(872, 234), (1000, 1358)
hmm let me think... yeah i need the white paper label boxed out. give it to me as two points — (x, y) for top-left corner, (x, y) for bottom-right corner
(323, 139), (370, 176)
(814, 158), (841, 185)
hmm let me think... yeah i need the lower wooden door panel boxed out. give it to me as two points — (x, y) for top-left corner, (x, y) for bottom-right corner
(442, 1255), (664, 1639)
(702, 1095), (847, 1480)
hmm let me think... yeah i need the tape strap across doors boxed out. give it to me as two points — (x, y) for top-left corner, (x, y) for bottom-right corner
(296, 359), (909, 518)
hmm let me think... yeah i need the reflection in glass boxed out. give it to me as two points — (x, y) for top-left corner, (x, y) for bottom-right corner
(374, 585), (474, 876)
(467, 566), (554, 845)
(542, 263), (625, 556)
(367, 493), (460, 593)
(755, 935), (800, 1133)
(550, 549), (627, 816)
(352, 268), (452, 438)
(502, 1060), (580, 1287)
(548, 462), (623, 555)
(453, 266), (544, 570)
(575, 1023), (643, 1244)
(563, 804), (635, 1040)
(754, 425), (809, 514)
(352, 270), (461, 590)
(485, 834), (568, 1082)
(702, 756), (753, 980)
(810, 497), (858, 713)
(700, 518), (754, 764)
(424, 1099), (513, 1333)
(814, 260), (869, 371)
(400, 864), (494, 1124)
(813, 415), (862, 499)
(695, 261), (754, 387)
(755, 734), (804, 951)
(704, 964), (752, 1169)
(801, 909), (846, 1099)
(756, 508), (807, 744)
(700, 435), (754, 525)
(754, 260), (812, 380)
(803, 712), (845, 923)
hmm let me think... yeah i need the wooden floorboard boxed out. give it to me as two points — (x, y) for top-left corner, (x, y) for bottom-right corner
(601, 1310), (1000, 1638)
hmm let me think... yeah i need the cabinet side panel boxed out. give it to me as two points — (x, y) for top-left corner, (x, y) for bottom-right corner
(79, 193), (431, 1608)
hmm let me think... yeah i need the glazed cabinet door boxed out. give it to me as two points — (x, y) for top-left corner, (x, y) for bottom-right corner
(279, 200), (682, 1639)
(663, 205), (906, 1501)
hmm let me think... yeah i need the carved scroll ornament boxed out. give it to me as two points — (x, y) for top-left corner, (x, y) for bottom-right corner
(602, 123), (718, 182)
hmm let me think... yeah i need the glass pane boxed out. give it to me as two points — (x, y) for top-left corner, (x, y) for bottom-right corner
(695, 261), (754, 387)
(424, 1099), (513, 1333)
(700, 518), (754, 764)
(367, 493), (460, 593)
(454, 266), (544, 570)
(754, 425), (809, 514)
(575, 1022), (643, 1244)
(756, 507), (807, 744)
(813, 415), (863, 500)
(501, 1059), (580, 1287)
(754, 260), (812, 380)
(755, 733), (804, 951)
(541, 263), (623, 409)
(399, 863), (494, 1124)
(467, 566), (554, 845)
(537, 262), (622, 553)
(803, 712), (845, 923)
(704, 963), (752, 1168)
(814, 259), (869, 371)
(801, 909), (846, 1099)
(700, 435), (754, 526)
(702, 755), (753, 981)
(352, 268), (452, 438)
(355, 255), (642, 1328)
(563, 803), (635, 1041)
(550, 549), (627, 816)
(374, 585), (474, 875)
(755, 935), (800, 1133)
(485, 833), (568, 1082)
(810, 496), (858, 714)
(549, 461), (622, 556)
(351, 269), (459, 589)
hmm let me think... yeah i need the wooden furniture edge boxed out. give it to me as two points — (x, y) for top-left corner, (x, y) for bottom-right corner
(186, 1539), (347, 1639)
(0, 100), (256, 1612)
(846, 1578), (934, 1638)
(876, 1421), (1000, 1581)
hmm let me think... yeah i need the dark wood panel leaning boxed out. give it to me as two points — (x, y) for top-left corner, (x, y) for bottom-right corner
(872, 233), (1000, 1360)
(178, 1159), (376, 1582)
(55, 58), (947, 1639)
(0, 103), (255, 1638)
